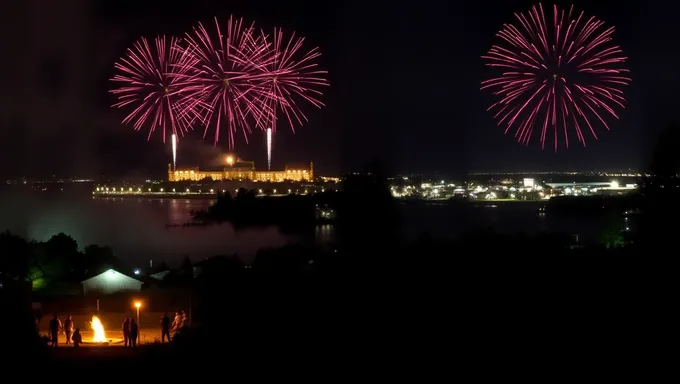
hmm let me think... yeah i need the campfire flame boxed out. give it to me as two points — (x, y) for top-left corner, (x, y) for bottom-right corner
(90, 316), (106, 343)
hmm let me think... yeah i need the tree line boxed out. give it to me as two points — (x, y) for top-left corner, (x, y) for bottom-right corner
(0, 232), (123, 290)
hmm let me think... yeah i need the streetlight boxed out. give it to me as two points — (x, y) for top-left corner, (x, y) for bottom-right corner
(134, 301), (141, 343)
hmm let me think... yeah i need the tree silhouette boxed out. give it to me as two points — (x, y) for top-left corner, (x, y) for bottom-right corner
(181, 255), (192, 270)
(596, 214), (625, 249)
(0, 232), (130, 290)
(235, 188), (256, 201)
(45, 233), (78, 254)
(647, 122), (680, 180)
(157, 260), (169, 272)
(0, 231), (31, 279)
(43, 233), (82, 280)
(164, 255), (194, 285)
(639, 122), (680, 247)
(336, 162), (400, 260)
(83, 244), (120, 275)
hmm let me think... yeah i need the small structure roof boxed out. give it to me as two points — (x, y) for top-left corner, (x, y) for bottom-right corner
(81, 268), (143, 284)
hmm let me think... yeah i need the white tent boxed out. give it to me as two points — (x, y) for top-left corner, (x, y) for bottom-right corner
(81, 269), (143, 295)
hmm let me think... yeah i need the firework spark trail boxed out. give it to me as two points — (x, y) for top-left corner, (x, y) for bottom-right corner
(481, 3), (631, 151)
(110, 36), (200, 142)
(171, 133), (177, 170)
(250, 28), (329, 134)
(266, 127), (272, 170)
(174, 16), (274, 148)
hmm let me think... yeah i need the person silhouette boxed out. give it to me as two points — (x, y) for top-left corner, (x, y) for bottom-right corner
(122, 317), (131, 347)
(129, 319), (139, 347)
(64, 314), (74, 344)
(180, 310), (187, 328)
(49, 314), (62, 347)
(171, 311), (181, 332)
(72, 328), (82, 347)
(161, 312), (171, 343)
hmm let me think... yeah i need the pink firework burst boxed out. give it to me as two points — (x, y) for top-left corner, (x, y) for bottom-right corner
(110, 36), (199, 142)
(250, 28), (329, 134)
(175, 16), (272, 148)
(481, 3), (632, 151)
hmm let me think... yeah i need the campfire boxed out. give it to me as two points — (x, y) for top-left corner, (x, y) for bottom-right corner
(90, 316), (107, 343)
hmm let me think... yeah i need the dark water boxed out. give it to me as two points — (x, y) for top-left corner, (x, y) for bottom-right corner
(0, 194), (613, 266)
(398, 201), (612, 239)
(0, 194), (293, 267)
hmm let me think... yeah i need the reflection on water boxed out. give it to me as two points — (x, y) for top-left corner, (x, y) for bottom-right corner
(0, 194), (293, 266)
(399, 201), (608, 239)
(0, 193), (613, 266)
(98, 196), (214, 226)
(315, 224), (335, 243)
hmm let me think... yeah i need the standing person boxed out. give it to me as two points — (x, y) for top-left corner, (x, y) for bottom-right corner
(171, 311), (182, 332)
(160, 312), (171, 343)
(122, 317), (131, 347)
(49, 314), (62, 347)
(129, 319), (139, 347)
(72, 328), (82, 348)
(180, 310), (187, 328)
(64, 314), (74, 344)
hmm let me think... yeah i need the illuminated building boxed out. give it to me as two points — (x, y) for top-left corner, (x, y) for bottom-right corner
(168, 157), (314, 182)
(81, 269), (143, 295)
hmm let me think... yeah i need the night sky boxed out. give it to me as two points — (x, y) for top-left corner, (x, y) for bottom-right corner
(0, 0), (676, 178)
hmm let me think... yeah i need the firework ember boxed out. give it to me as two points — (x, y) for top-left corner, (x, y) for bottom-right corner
(481, 3), (631, 151)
